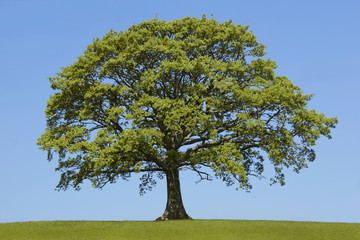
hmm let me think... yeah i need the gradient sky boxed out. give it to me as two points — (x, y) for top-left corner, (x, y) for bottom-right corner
(1, 0), (359, 223)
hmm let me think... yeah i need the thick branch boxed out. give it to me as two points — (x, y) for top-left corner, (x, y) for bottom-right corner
(185, 135), (234, 154)
(98, 167), (164, 178)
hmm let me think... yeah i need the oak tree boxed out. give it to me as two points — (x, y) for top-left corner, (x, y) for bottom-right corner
(38, 16), (337, 220)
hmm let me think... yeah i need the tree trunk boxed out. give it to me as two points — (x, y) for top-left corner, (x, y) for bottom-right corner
(156, 168), (192, 221)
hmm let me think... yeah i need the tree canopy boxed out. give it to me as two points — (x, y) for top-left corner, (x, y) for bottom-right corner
(38, 16), (337, 220)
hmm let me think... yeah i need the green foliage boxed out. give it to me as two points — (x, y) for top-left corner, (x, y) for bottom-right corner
(38, 15), (337, 193)
(1, 220), (359, 240)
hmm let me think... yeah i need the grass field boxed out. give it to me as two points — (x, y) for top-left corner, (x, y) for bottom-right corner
(0, 220), (359, 240)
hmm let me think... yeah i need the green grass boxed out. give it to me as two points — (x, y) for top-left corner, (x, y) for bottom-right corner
(0, 220), (359, 240)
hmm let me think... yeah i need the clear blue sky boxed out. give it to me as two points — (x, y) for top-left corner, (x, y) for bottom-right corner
(1, 0), (359, 223)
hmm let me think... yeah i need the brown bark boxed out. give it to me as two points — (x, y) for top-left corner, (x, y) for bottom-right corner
(156, 168), (192, 221)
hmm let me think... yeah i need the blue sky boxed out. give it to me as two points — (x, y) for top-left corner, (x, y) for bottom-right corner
(1, 0), (359, 223)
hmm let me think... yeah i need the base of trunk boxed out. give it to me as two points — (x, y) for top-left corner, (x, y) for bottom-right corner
(155, 210), (192, 221)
